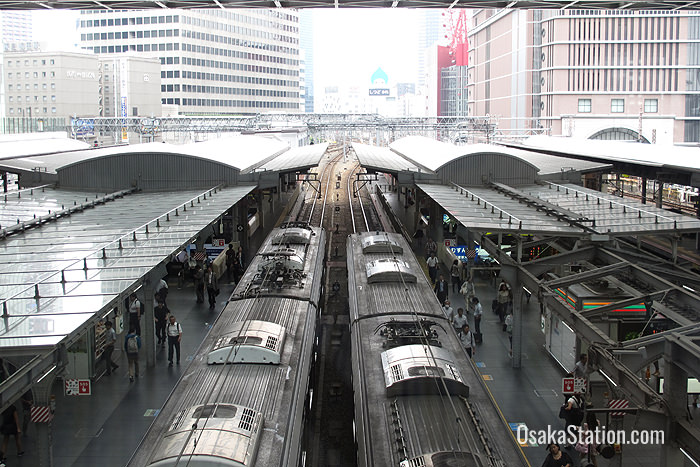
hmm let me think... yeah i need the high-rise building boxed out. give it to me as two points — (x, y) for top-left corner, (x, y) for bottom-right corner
(299, 10), (314, 113)
(77, 9), (301, 116)
(417, 10), (444, 89)
(0, 12), (32, 45)
(466, 9), (700, 144)
(3, 51), (99, 120)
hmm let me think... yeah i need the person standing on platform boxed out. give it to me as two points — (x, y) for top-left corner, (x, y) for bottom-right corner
(20, 391), (32, 435)
(425, 237), (437, 260)
(450, 260), (461, 293)
(460, 276), (475, 312)
(167, 315), (183, 367)
(237, 246), (245, 269)
(472, 297), (483, 334)
(434, 274), (449, 305)
(124, 327), (141, 382)
(193, 265), (205, 304)
(102, 321), (119, 375)
(128, 293), (141, 335)
(459, 324), (475, 358)
(451, 308), (468, 335)
(204, 265), (219, 309)
(154, 278), (168, 306)
(505, 312), (513, 355)
(0, 404), (23, 461)
(541, 443), (573, 467)
(497, 282), (511, 323)
(154, 301), (170, 347)
(426, 253), (439, 285)
(225, 244), (236, 284)
(442, 300), (453, 320)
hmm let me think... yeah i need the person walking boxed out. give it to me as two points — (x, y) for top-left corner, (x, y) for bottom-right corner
(450, 260), (461, 293)
(442, 300), (453, 320)
(167, 315), (183, 367)
(127, 293), (141, 335)
(424, 237), (437, 260)
(504, 312), (513, 355)
(459, 324), (475, 358)
(154, 301), (170, 347)
(154, 278), (168, 306)
(451, 308), (468, 335)
(426, 253), (439, 285)
(0, 404), (23, 462)
(225, 244), (236, 284)
(497, 282), (511, 323)
(102, 321), (119, 375)
(460, 276), (475, 312)
(472, 297), (483, 335)
(434, 274), (449, 305)
(193, 265), (205, 304)
(204, 265), (219, 309)
(20, 391), (32, 435)
(541, 443), (574, 467)
(124, 327), (141, 382)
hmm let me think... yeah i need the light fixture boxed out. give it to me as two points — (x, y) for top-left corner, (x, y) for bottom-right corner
(599, 370), (618, 387)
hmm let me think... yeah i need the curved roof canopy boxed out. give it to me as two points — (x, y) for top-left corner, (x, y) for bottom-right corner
(511, 135), (700, 173)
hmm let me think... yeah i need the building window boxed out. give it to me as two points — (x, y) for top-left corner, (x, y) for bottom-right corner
(644, 99), (658, 113)
(51, 95), (56, 101)
(50, 59), (54, 65)
(51, 107), (56, 113)
(578, 99), (592, 113)
(43, 107), (47, 113)
(611, 99), (625, 113)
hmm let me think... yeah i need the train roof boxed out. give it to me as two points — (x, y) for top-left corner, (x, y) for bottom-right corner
(347, 231), (526, 466)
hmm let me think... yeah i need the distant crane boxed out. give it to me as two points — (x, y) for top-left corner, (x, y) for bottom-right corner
(443, 9), (469, 67)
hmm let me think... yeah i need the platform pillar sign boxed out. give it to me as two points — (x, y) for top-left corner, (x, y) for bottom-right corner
(65, 379), (91, 396)
(213, 238), (225, 247)
(562, 377), (586, 394)
(444, 239), (453, 247)
(562, 377), (575, 394)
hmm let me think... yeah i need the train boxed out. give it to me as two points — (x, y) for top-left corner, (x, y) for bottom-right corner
(347, 231), (526, 467)
(129, 221), (325, 466)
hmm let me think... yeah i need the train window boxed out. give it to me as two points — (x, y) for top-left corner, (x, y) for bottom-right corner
(193, 404), (237, 419)
(408, 366), (445, 378)
(229, 336), (263, 346)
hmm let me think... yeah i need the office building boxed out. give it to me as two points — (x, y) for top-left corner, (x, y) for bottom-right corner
(77, 9), (302, 116)
(467, 10), (700, 144)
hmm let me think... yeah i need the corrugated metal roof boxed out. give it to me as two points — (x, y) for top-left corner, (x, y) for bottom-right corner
(352, 143), (423, 174)
(389, 136), (464, 172)
(1, 135), (289, 176)
(0, 132), (90, 161)
(518, 152), (612, 176)
(517, 135), (700, 172)
(0, 185), (254, 349)
(252, 142), (329, 173)
(417, 182), (700, 236)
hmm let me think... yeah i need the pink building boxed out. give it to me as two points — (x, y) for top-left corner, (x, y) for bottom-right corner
(467, 10), (700, 144)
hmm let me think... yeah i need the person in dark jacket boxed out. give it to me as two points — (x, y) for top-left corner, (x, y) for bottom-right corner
(541, 443), (573, 467)
(204, 265), (219, 309)
(434, 274), (449, 305)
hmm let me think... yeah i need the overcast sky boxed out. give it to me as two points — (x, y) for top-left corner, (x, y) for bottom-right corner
(33, 9), (426, 89)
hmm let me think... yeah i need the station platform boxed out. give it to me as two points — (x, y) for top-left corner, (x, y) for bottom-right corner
(378, 185), (699, 467)
(6, 186), (698, 467)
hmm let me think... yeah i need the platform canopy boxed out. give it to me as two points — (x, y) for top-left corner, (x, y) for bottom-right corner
(251, 142), (329, 174)
(0, 184), (254, 353)
(0, 0), (697, 10)
(418, 181), (700, 236)
(352, 142), (422, 174)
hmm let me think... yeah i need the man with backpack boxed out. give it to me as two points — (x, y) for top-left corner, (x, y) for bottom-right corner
(124, 327), (141, 382)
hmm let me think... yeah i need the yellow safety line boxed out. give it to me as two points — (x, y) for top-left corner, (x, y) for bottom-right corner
(475, 364), (533, 467)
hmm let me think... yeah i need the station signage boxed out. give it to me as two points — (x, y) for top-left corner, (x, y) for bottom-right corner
(369, 88), (390, 96)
